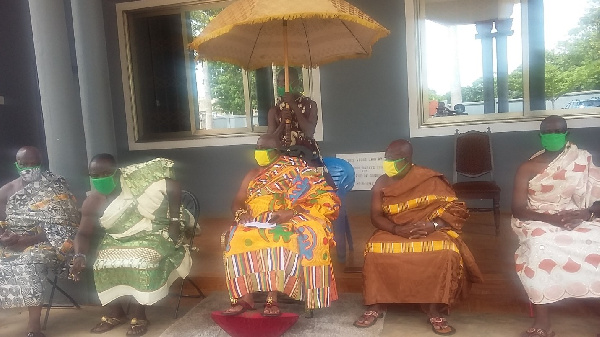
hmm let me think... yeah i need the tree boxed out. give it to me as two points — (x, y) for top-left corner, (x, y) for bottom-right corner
(507, 66), (523, 99)
(461, 78), (484, 102)
(544, 0), (600, 100)
(190, 9), (257, 115)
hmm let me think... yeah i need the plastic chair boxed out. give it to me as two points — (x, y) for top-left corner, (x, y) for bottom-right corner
(322, 157), (355, 262)
(452, 128), (501, 235)
(173, 190), (205, 318)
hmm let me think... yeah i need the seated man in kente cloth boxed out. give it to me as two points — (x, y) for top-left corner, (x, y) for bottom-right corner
(512, 115), (600, 337)
(70, 155), (192, 336)
(221, 134), (340, 316)
(354, 139), (483, 335)
(0, 146), (80, 337)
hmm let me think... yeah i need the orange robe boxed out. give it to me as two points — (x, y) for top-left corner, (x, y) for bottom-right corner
(363, 166), (483, 306)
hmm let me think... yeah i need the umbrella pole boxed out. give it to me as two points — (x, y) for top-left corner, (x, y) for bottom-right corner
(283, 20), (289, 93)
(283, 19), (291, 147)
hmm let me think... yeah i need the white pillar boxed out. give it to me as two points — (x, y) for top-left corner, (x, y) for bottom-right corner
(28, 0), (89, 199)
(71, 0), (117, 159)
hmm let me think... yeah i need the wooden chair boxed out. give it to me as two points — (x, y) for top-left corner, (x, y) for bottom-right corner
(452, 128), (501, 235)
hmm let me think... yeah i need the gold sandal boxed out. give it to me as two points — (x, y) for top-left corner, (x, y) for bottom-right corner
(90, 316), (126, 334)
(126, 318), (150, 336)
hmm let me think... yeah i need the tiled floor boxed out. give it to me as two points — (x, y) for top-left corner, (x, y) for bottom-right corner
(2, 213), (600, 336)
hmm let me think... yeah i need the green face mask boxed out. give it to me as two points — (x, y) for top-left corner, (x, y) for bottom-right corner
(90, 173), (117, 195)
(277, 85), (302, 97)
(277, 86), (286, 97)
(540, 132), (568, 152)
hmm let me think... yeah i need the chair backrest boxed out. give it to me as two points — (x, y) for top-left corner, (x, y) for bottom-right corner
(181, 190), (200, 236)
(453, 128), (495, 182)
(322, 157), (355, 197)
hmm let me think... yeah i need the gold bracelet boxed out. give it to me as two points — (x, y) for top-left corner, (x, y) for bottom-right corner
(0, 221), (7, 228)
(234, 209), (247, 222)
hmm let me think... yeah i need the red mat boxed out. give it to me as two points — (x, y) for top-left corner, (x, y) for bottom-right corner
(211, 311), (299, 337)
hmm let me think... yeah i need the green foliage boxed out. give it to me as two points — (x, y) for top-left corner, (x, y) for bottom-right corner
(459, 1), (599, 104)
(461, 78), (484, 102)
(190, 8), (257, 115)
(428, 89), (449, 102)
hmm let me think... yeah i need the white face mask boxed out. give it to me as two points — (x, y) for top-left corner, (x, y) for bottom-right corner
(20, 167), (42, 183)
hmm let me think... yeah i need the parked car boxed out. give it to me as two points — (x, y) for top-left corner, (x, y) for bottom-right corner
(563, 98), (600, 109)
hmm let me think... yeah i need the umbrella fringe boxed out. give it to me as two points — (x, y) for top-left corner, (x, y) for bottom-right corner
(193, 53), (375, 71)
(189, 12), (389, 51)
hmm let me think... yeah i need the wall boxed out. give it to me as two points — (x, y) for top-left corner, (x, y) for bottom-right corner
(0, 1), (46, 185)
(101, 0), (600, 218)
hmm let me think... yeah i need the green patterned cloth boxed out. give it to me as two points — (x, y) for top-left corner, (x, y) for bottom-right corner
(93, 158), (192, 305)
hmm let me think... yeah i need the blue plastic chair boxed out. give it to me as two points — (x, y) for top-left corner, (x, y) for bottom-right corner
(322, 157), (355, 262)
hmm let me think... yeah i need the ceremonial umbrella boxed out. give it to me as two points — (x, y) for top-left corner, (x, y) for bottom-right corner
(189, 0), (389, 91)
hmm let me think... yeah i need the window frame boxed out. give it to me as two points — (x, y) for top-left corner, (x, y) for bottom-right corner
(405, 0), (600, 138)
(116, 0), (323, 150)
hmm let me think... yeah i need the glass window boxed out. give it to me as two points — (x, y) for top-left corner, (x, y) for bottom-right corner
(407, 0), (600, 131)
(117, 1), (322, 147)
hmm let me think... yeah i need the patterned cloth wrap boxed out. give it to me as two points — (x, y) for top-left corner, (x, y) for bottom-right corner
(224, 156), (340, 309)
(93, 158), (192, 306)
(513, 143), (600, 304)
(0, 172), (79, 309)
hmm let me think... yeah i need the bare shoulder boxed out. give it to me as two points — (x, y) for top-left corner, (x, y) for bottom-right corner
(0, 178), (21, 200)
(516, 156), (547, 180)
(240, 168), (262, 185)
(371, 175), (388, 192)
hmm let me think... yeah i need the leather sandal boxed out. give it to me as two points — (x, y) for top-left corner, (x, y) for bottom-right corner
(353, 310), (383, 328)
(429, 317), (456, 336)
(126, 318), (150, 336)
(522, 328), (556, 337)
(262, 296), (281, 317)
(222, 299), (254, 316)
(26, 333), (46, 337)
(90, 316), (126, 334)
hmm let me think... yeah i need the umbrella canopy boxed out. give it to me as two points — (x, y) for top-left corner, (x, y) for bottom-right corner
(189, 0), (390, 71)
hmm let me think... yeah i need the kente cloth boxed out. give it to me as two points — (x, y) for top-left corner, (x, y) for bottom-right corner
(512, 143), (600, 304)
(0, 172), (79, 309)
(93, 158), (192, 306)
(276, 96), (322, 164)
(363, 165), (483, 306)
(224, 156), (340, 309)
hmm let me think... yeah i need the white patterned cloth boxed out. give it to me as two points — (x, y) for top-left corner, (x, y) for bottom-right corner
(512, 143), (600, 304)
(0, 172), (79, 308)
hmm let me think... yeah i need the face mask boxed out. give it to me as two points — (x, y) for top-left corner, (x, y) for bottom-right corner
(383, 158), (409, 177)
(277, 86), (286, 97)
(90, 174), (117, 195)
(540, 132), (567, 152)
(15, 162), (42, 182)
(255, 149), (277, 166)
(277, 85), (302, 97)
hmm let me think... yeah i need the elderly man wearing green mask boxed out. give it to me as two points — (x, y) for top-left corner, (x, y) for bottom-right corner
(0, 146), (79, 337)
(512, 115), (600, 337)
(354, 139), (482, 335)
(267, 68), (322, 167)
(70, 154), (191, 336)
(221, 134), (340, 317)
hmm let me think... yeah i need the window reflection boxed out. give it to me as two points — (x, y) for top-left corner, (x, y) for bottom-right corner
(421, 0), (599, 120)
